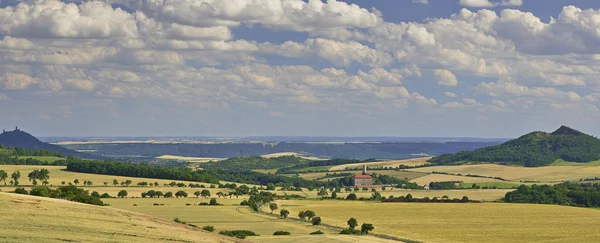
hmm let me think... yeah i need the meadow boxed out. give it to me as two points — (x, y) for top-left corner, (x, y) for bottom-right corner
(299, 170), (427, 181)
(0, 193), (241, 243)
(16, 156), (65, 162)
(270, 200), (600, 243)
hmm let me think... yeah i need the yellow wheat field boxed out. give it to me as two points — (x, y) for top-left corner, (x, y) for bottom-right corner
(271, 200), (600, 243)
(0, 193), (243, 243)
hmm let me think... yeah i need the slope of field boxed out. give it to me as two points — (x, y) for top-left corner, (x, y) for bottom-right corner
(408, 164), (600, 182)
(271, 200), (600, 243)
(0, 193), (243, 243)
(328, 157), (430, 171)
(260, 152), (325, 160)
(105, 198), (397, 243)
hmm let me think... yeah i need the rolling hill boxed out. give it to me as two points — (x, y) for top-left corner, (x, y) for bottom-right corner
(0, 129), (100, 159)
(0, 193), (244, 243)
(429, 126), (600, 167)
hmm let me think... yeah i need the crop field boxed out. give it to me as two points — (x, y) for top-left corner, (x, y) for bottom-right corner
(299, 170), (427, 181)
(0, 193), (242, 243)
(409, 173), (514, 186)
(273, 189), (510, 201)
(408, 164), (600, 182)
(550, 159), (600, 166)
(328, 157), (430, 171)
(270, 200), (600, 243)
(16, 156), (65, 162)
(0, 165), (215, 187)
(104, 198), (396, 243)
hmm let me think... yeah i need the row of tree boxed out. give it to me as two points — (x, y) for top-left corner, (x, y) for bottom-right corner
(14, 185), (104, 206)
(504, 183), (600, 207)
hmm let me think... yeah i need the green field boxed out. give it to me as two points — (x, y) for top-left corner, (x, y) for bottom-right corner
(0, 193), (241, 243)
(550, 159), (600, 166)
(268, 200), (600, 243)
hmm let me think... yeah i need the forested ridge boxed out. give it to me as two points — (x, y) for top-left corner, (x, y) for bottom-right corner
(0, 146), (67, 165)
(429, 126), (600, 167)
(200, 155), (310, 170)
(276, 158), (378, 174)
(504, 183), (600, 208)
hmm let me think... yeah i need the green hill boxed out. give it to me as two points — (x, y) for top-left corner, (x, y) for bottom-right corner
(429, 126), (600, 167)
(200, 155), (310, 170)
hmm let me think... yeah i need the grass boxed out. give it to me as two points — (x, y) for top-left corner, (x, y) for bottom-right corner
(270, 200), (600, 243)
(253, 169), (279, 174)
(328, 157), (430, 171)
(0, 193), (242, 243)
(408, 164), (600, 182)
(459, 182), (520, 189)
(550, 159), (600, 166)
(16, 156), (65, 162)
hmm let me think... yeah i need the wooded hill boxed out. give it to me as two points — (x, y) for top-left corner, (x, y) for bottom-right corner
(429, 126), (600, 167)
(0, 129), (101, 159)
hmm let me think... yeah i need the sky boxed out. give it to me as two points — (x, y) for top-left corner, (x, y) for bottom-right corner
(1, 0), (600, 137)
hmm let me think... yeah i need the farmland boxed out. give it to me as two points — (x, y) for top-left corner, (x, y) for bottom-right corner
(408, 164), (600, 182)
(0, 193), (242, 243)
(16, 156), (65, 162)
(269, 200), (600, 243)
(328, 157), (430, 171)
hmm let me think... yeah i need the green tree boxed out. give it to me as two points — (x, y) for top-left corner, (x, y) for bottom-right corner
(331, 191), (337, 199)
(347, 218), (358, 229)
(209, 198), (219, 205)
(304, 210), (316, 220)
(361, 223), (374, 234)
(61, 181), (65, 185)
(311, 217), (322, 225)
(201, 189), (211, 198)
(0, 170), (7, 186)
(194, 191), (201, 198)
(266, 183), (276, 190)
(164, 191), (174, 198)
(113, 179), (119, 186)
(125, 180), (132, 187)
(74, 179), (79, 186)
(118, 190), (128, 198)
(317, 188), (328, 199)
(298, 211), (306, 220)
(280, 209), (289, 218)
(346, 193), (357, 200)
(87, 181), (93, 187)
(269, 203), (278, 213)
(11, 171), (21, 186)
(175, 191), (188, 198)
(28, 170), (39, 185)
(103, 181), (108, 186)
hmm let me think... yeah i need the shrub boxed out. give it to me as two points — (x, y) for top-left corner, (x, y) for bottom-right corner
(14, 187), (28, 195)
(273, 231), (291, 235)
(202, 225), (215, 232)
(173, 218), (185, 224)
(311, 217), (322, 225)
(209, 198), (220, 205)
(310, 230), (324, 235)
(346, 193), (357, 200)
(240, 200), (249, 205)
(186, 203), (191, 206)
(199, 202), (209, 206)
(153, 203), (160, 206)
(340, 228), (360, 235)
(133, 204), (137, 206)
(218, 230), (258, 239)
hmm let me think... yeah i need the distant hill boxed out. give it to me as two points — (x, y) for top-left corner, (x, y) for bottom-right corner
(429, 126), (600, 167)
(0, 128), (100, 159)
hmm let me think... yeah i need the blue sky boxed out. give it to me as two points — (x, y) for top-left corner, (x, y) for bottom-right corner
(1, 0), (600, 137)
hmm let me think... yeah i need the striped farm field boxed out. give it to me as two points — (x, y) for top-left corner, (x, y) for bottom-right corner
(409, 173), (516, 186)
(269, 200), (600, 243)
(328, 157), (430, 171)
(408, 164), (600, 182)
(299, 170), (427, 181)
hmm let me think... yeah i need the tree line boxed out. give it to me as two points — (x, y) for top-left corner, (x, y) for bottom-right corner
(14, 185), (104, 206)
(504, 183), (600, 207)
(275, 158), (378, 174)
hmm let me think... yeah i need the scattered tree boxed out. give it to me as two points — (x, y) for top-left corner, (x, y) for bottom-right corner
(361, 223), (374, 234)
(113, 179), (119, 186)
(200, 189), (211, 198)
(347, 218), (358, 229)
(118, 190), (128, 198)
(74, 179), (79, 186)
(280, 209), (289, 218)
(269, 203), (278, 213)
(304, 210), (316, 220)
(194, 191), (201, 198)
(311, 217), (322, 225)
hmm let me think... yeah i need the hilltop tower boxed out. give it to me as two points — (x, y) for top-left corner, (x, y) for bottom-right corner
(362, 165), (367, 175)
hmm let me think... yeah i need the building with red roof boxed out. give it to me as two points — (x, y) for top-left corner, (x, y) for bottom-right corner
(352, 165), (373, 187)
